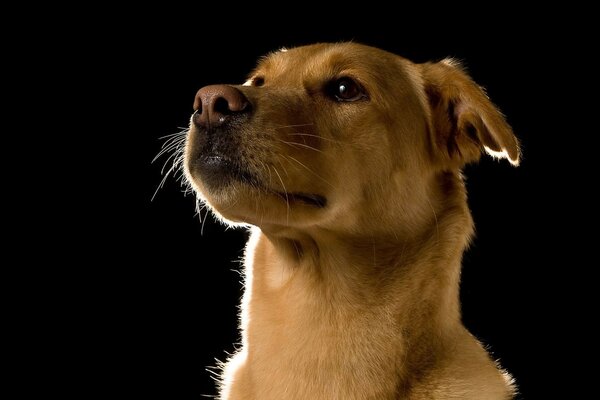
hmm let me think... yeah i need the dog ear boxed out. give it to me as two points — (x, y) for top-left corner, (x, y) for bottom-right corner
(420, 59), (520, 167)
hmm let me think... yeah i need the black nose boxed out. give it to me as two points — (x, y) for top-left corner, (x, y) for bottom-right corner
(193, 85), (250, 128)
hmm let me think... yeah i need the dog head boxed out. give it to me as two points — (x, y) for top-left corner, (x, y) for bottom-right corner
(184, 43), (519, 233)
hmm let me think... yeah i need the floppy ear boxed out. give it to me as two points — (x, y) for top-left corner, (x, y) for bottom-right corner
(420, 59), (520, 167)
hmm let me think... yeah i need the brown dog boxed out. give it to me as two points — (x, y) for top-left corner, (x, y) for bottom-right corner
(184, 42), (519, 400)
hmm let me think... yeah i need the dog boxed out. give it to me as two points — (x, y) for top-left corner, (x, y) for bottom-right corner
(183, 42), (520, 399)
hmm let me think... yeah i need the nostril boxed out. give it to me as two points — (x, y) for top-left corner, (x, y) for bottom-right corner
(213, 97), (231, 115)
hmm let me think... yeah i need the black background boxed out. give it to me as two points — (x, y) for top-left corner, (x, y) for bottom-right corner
(89, 9), (579, 399)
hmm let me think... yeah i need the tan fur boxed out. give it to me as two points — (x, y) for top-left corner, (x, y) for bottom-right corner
(184, 42), (520, 399)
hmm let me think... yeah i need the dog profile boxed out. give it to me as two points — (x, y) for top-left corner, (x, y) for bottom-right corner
(183, 42), (519, 399)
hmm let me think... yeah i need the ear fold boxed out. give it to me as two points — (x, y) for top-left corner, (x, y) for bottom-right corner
(420, 59), (520, 167)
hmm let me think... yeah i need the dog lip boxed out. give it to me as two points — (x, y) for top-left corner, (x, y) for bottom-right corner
(196, 154), (257, 187)
(195, 154), (326, 208)
(280, 192), (327, 208)
(198, 153), (234, 171)
(203, 154), (226, 165)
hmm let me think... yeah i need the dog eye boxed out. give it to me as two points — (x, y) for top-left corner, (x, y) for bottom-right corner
(330, 78), (365, 102)
(253, 76), (265, 87)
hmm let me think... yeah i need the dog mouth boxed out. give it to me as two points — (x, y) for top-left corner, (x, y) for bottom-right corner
(280, 192), (327, 208)
(198, 154), (256, 184)
(194, 154), (327, 208)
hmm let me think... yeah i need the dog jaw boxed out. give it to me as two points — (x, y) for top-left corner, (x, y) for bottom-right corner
(184, 124), (330, 227)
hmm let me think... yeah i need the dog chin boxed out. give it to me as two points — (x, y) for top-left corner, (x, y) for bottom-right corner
(189, 174), (327, 228)
(186, 155), (327, 226)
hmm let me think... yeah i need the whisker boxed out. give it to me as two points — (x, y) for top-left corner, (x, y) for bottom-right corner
(275, 138), (324, 154)
(159, 134), (186, 149)
(151, 129), (189, 201)
(160, 148), (183, 175)
(286, 132), (348, 146)
(425, 197), (440, 244)
(157, 131), (188, 140)
(265, 163), (274, 186)
(272, 166), (290, 225)
(151, 163), (175, 201)
(272, 123), (314, 129)
(201, 204), (210, 235)
(275, 158), (291, 179)
(152, 136), (186, 163)
(157, 131), (187, 145)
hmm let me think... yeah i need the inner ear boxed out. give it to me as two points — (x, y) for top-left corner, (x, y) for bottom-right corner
(459, 110), (503, 153)
(465, 123), (478, 143)
(421, 60), (520, 167)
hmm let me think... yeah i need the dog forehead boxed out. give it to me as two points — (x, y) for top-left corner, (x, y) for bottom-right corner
(249, 43), (424, 109)
(256, 43), (406, 82)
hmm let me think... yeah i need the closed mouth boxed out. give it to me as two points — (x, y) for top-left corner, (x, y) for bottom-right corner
(197, 154), (256, 185)
(279, 192), (327, 208)
(196, 155), (326, 208)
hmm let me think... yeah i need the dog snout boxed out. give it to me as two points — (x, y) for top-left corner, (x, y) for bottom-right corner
(193, 85), (250, 128)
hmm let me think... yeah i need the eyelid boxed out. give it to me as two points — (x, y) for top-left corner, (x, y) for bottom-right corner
(243, 75), (265, 87)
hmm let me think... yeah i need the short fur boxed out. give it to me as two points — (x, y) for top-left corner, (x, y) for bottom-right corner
(184, 42), (520, 399)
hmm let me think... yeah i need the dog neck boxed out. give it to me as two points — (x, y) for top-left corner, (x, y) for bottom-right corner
(239, 171), (474, 387)
(252, 208), (469, 332)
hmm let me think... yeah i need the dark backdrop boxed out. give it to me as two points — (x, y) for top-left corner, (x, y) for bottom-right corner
(114, 10), (576, 399)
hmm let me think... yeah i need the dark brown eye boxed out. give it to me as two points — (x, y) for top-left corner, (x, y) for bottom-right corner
(330, 78), (365, 102)
(253, 76), (265, 87)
